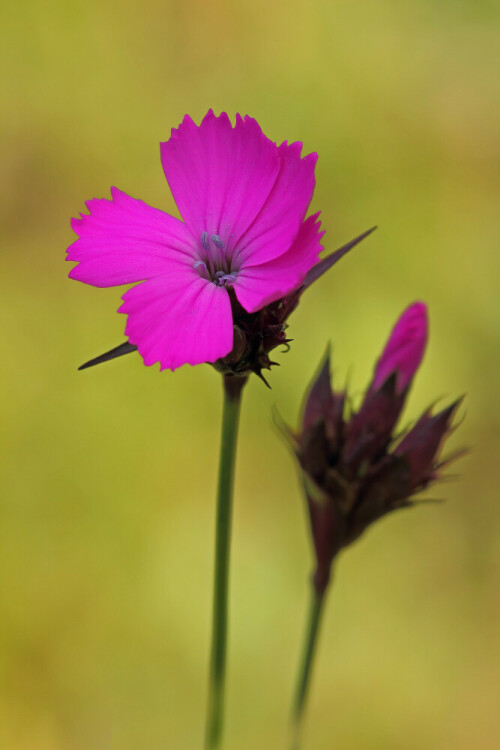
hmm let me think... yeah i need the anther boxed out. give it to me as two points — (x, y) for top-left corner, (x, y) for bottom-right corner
(211, 234), (224, 249)
(200, 231), (210, 250)
(213, 271), (237, 287)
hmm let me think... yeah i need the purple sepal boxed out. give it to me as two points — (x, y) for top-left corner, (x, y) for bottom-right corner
(395, 400), (462, 487)
(342, 374), (405, 474)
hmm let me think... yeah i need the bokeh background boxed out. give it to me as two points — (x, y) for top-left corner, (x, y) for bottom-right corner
(1, 1), (499, 748)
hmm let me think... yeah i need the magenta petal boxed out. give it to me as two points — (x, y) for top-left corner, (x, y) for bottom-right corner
(373, 302), (428, 393)
(160, 111), (280, 249)
(119, 271), (233, 370)
(234, 214), (323, 313)
(67, 187), (195, 287)
(233, 141), (317, 268)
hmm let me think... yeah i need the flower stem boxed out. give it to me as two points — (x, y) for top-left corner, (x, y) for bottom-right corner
(289, 585), (327, 750)
(205, 374), (247, 750)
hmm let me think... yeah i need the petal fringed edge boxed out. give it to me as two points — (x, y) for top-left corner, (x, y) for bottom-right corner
(67, 187), (195, 287)
(119, 271), (234, 371)
(232, 141), (317, 268)
(160, 111), (280, 250)
(234, 214), (324, 313)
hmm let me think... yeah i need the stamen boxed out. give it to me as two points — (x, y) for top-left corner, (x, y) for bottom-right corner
(213, 271), (237, 287)
(211, 234), (224, 249)
(200, 231), (210, 251)
(193, 260), (210, 280)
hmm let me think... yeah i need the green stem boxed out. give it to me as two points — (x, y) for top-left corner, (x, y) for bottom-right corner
(205, 374), (247, 750)
(289, 586), (327, 750)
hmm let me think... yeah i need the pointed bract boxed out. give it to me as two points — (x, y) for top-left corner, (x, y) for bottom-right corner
(303, 226), (377, 289)
(394, 400), (462, 487)
(79, 341), (137, 370)
(302, 350), (334, 433)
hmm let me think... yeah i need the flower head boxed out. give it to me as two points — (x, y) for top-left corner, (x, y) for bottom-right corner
(68, 111), (374, 379)
(286, 302), (463, 593)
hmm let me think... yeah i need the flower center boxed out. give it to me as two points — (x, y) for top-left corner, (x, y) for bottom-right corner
(193, 232), (239, 287)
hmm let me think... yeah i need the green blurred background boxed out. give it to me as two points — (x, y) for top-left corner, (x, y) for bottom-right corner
(1, 1), (499, 748)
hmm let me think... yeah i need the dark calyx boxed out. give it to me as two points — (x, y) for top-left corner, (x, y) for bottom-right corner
(212, 288), (299, 387)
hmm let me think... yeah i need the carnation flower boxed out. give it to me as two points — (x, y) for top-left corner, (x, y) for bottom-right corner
(68, 110), (374, 379)
(286, 302), (464, 593)
(68, 111), (319, 371)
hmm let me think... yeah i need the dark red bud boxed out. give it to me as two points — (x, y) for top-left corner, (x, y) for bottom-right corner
(287, 336), (464, 591)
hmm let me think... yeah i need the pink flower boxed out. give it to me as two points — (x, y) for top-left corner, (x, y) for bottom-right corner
(67, 111), (324, 371)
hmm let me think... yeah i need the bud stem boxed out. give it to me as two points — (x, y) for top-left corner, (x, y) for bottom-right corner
(205, 375), (247, 749)
(289, 585), (328, 750)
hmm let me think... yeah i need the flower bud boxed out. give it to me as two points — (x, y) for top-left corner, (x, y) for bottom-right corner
(289, 305), (463, 594)
(373, 302), (428, 393)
